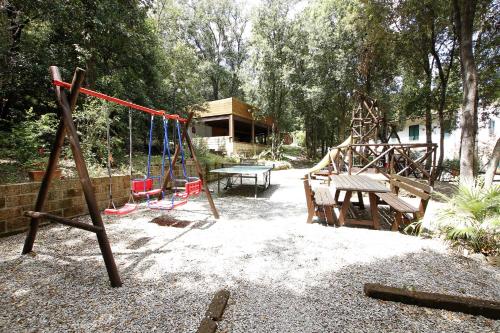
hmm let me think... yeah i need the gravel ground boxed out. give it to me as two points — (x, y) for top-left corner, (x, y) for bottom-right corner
(1, 168), (499, 333)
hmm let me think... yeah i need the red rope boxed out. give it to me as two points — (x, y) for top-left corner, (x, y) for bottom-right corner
(52, 80), (187, 122)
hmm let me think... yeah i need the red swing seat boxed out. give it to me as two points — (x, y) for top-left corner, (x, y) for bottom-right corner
(149, 198), (187, 210)
(175, 179), (202, 199)
(104, 203), (137, 215)
(131, 178), (162, 197)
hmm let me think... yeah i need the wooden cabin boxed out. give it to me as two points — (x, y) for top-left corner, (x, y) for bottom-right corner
(190, 97), (274, 157)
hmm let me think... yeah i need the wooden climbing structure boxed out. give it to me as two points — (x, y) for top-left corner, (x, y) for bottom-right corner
(310, 91), (437, 185)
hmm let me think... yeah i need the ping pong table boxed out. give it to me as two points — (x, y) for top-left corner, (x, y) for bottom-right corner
(209, 164), (273, 198)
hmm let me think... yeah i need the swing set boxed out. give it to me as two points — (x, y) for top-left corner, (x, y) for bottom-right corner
(103, 106), (203, 215)
(22, 66), (219, 287)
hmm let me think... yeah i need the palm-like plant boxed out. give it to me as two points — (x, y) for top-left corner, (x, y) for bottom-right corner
(437, 184), (500, 256)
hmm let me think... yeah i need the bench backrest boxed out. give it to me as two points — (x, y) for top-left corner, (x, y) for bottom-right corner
(390, 174), (432, 214)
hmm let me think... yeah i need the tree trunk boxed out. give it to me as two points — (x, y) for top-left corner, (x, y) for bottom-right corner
(484, 138), (500, 187)
(424, 72), (433, 172)
(211, 76), (219, 100)
(453, 0), (478, 185)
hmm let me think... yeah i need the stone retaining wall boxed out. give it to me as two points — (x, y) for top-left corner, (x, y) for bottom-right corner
(0, 162), (224, 237)
(0, 175), (130, 237)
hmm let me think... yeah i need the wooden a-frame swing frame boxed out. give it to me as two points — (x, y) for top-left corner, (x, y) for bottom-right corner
(22, 66), (219, 287)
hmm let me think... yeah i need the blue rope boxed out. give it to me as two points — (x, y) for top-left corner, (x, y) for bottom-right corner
(176, 119), (188, 180)
(161, 117), (167, 182)
(163, 117), (176, 209)
(146, 115), (154, 178)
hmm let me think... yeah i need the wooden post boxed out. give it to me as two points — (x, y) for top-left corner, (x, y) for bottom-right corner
(229, 114), (234, 140)
(159, 113), (219, 219)
(159, 113), (194, 196)
(22, 68), (84, 255)
(431, 145), (437, 186)
(251, 118), (255, 155)
(184, 113), (220, 219)
(251, 119), (255, 144)
(23, 66), (122, 288)
(348, 146), (353, 175)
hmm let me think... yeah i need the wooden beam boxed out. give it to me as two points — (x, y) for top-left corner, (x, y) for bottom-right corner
(394, 147), (432, 179)
(23, 66), (122, 288)
(184, 112), (220, 219)
(159, 113), (194, 197)
(355, 147), (393, 175)
(197, 115), (230, 122)
(392, 174), (432, 192)
(22, 68), (85, 255)
(24, 211), (103, 233)
(229, 114), (234, 140)
(364, 283), (500, 320)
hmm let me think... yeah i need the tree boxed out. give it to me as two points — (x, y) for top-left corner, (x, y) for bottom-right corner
(453, 0), (479, 184)
(181, 0), (248, 100)
(245, 0), (294, 158)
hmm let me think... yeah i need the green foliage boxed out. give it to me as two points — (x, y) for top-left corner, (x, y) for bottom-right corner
(437, 184), (500, 256)
(0, 108), (58, 167)
(442, 158), (460, 171)
(1, 0), (497, 181)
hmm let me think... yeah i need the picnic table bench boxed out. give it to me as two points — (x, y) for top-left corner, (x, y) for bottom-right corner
(375, 174), (432, 231)
(303, 179), (338, 225)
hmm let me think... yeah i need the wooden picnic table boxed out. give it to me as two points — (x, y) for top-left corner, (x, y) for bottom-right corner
(315, 174), (390, 229)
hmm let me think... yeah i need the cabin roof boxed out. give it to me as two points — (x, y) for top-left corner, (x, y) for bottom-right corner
(196, 97), (274, 126)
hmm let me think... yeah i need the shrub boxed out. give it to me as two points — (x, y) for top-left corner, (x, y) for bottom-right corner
(0, 107), (58, 167)
(437, 183), (500, 256)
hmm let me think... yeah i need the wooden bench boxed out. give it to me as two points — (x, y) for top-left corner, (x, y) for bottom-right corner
(375, 174), (432, 231)
(303, 179), (338, 225)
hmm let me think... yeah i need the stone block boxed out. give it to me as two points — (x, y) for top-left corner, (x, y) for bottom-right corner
(0, 207), (22, 221)
(0, 220), (5, 234)
(65, 188), (82, 198)
(0, 184), (22, 196)
(18, 193), (38, 206)
(6, 216), (30, 231)
(48, 190), (62, 201)
(63, 207), (85, 218)
(20, 182), (40, 193)
(59, 198), (73, 209)
(0, 197), (4, 209)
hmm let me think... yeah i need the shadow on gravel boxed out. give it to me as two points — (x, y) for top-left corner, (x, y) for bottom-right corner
(1, 245), (497, 332)
(216, 249), (499, 333)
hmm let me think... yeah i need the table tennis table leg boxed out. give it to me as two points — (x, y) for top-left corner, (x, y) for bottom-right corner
(217, 173), (220, 194)
(255, 175), (258, 198)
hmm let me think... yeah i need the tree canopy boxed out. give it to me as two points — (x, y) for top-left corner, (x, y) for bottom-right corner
(0, 0), (497, 176)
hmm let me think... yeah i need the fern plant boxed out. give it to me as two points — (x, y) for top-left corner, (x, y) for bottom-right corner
(437, 184), (500, 256)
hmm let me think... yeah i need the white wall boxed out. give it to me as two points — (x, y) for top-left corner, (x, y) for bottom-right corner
(189, 122), (212, 137)
(390, 112), (500, 168)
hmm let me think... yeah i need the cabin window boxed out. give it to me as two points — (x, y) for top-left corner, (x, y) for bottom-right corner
(409, 125), (419, 141)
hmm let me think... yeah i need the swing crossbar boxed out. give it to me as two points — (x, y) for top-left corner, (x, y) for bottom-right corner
(52, 80), (187, 122)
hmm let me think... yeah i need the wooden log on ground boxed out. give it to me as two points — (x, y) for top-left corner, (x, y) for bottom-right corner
(197, 289), (230, 333)
(196, 318), (217, 333)
(205, 289), (231, 321)
(364, 283), (500, 320)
